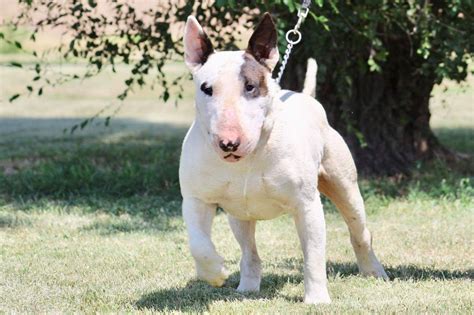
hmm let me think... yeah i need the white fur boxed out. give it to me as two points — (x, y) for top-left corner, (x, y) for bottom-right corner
(302, 58), (317, 97)
(191, 51), (277, 162)
(180, 18), (387, 305)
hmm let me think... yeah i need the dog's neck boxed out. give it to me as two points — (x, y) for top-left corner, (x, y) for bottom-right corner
(256, 79), (280, 148)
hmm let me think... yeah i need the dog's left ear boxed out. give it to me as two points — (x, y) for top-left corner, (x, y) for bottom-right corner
(184, 16), (214, 72)
(246, 13), (279, 70)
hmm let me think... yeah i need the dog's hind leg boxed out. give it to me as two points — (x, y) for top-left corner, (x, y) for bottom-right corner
(183, 197), (229, 286)
(318, 128), (388, 279)
(228, 216), (261, 292)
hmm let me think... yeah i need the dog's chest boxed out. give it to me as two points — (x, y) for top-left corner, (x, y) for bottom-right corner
(198, 165), (299, 220)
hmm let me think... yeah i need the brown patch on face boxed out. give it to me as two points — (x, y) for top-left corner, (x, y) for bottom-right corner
(240, 53), (270, 99)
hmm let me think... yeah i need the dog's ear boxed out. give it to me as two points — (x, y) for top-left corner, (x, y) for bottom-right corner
(184, 16), (214, 72)
(246, 13), (279, 70)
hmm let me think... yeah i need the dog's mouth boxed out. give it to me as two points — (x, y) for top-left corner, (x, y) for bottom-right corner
(223, 153), (242, 162)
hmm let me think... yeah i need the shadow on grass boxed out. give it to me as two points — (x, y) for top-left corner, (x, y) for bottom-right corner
(327, 261), (473, 281)
(0, 210), (33, 228)
(1, 118), (188, 218)
(79, 211), (180, 234)
(1, 118), (473, 221)
(280, 258), (474, 281)
(135, 272), (298, 312)
(135, 261), (473, 311)
(434, 127), (474, 155)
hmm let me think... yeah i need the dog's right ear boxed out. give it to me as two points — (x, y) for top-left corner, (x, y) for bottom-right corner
(184, 16), (214, 72)
(246, 13), (279, 70)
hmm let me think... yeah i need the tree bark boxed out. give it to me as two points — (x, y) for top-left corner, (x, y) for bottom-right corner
(281, 43), (449, 175)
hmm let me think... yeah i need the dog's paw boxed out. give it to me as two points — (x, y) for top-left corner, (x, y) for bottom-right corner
(304, 293), (331, 305)
(360, 265), (389, 280)
(236, 278), (261, 292)
(196, 263), (229, 287)
(358, 252), (389, 280)
(304, 286), (331, 305)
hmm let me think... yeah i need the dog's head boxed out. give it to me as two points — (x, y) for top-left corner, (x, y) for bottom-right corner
(184, 13), (278, 163)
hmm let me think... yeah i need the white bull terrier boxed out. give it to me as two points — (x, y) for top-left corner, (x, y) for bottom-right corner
(179, 12), (388, 304)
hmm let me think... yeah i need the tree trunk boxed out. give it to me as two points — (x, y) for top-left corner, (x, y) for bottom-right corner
(281, 43), (448, 175)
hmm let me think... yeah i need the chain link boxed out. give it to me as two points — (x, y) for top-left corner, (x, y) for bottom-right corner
(275, 7), (309, 84)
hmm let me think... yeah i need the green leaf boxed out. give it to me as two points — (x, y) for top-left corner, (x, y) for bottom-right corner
(9, 62), (22, 68)
(80, 119), (88, 129)
(27, 86), (33, 92)
(317, 15), (328, 24)
(70, 125), (78, 134)
(14, 41), (22, 49)
(309, 12), (330, 31)
(87, 0), (97, 8)
(283, 0), (296, 12)
(368, 56), (381, 72)
(314, 0), (323, 7)
(354, 129), (368, 148)
(328, 0), (339, 13)
(38, 87), (43, 96)
(9, 94), (20, 102)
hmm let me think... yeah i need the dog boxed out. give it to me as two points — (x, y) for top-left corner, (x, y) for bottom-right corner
(179, 12), (388, 304)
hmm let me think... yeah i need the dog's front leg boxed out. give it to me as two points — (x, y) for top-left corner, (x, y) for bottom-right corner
(228, 216), (261, 292)
(294, 197), (331, 304)
(182, 197), (229, 287)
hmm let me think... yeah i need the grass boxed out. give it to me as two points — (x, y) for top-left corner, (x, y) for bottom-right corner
(1, 59), (473, 312)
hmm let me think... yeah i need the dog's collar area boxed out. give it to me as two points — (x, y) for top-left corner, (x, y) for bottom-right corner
(279, 91), (295, 102)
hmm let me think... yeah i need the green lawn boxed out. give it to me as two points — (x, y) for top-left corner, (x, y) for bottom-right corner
(0, 61), (473, 313)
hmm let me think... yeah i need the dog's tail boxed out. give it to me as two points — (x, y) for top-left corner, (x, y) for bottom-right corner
(302, 58), (317, 98)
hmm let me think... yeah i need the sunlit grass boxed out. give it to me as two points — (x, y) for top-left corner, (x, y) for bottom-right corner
(0, 60), (473, 312)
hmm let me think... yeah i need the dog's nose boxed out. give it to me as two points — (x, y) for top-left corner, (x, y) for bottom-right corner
(219, 139), (240, 152)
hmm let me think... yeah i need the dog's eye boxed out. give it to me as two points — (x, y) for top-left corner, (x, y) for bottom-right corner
(245, 84), (255, 93)
(200, 83), (213, 96)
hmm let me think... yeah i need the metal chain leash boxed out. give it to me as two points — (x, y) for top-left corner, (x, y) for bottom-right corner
(275, 0), (311, 84)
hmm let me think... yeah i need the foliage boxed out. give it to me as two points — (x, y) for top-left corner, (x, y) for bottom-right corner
(271, 0), (474, 101)
(1, 0), (473, 173)
(5, 0), (472, 101)
(6, 1), (246, 107)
